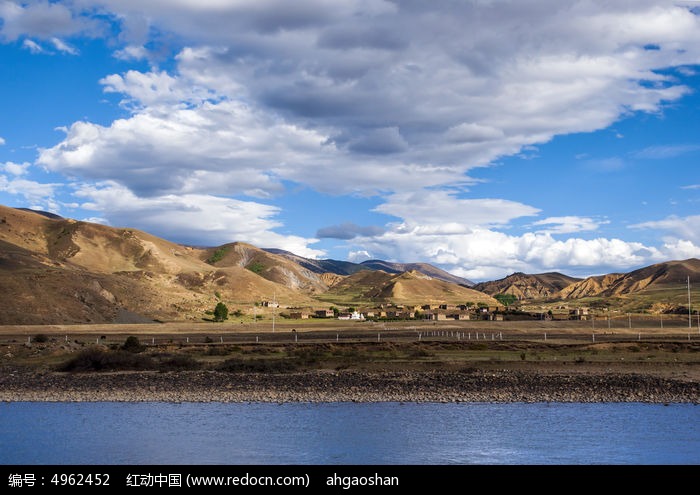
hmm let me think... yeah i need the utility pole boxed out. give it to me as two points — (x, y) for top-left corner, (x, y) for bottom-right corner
(689, 276), (692, 329)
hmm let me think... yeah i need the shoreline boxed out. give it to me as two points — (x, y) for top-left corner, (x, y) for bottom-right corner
(2, 369), (698, 404)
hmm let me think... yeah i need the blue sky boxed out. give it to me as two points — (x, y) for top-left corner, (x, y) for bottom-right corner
(1, 1), (700, 282)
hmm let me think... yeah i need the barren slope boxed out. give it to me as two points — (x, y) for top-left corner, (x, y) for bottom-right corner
(474, 272), (580, 300)
(558, 259), (700, 298)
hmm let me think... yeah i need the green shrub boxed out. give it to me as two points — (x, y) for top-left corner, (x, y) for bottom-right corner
(246, 262), (265, 274)
(58, 347), (153, 372)
(121, 336), (145, 353)
(207, 246), (229, 264)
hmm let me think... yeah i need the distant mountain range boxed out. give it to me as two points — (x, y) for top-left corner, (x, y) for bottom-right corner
(1, 204), (698, 324)
(264, 248), (474, 286)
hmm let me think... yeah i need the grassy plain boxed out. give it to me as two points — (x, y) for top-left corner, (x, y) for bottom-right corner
(2, 318), (698, 381)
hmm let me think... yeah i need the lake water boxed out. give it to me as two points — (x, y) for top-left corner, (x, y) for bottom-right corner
(0, 402), (698, 465)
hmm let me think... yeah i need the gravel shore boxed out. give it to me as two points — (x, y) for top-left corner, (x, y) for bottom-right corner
(1, 369), (698, 403)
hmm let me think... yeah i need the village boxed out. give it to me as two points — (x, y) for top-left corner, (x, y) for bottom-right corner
(261, 301), (592, 322)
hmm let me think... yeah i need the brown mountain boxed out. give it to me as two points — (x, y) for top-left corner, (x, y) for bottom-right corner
(4, 204), (695, 324)
(0, 206), (315, 324)
(557, 258), (700, 298)
(264, 249), (474, 286)
(324, 269), (498, 306)
(201, 242), (329, 294)
(0, 205), (493, 324)
(473, 272), (581, 300)
(359, 260), (474, 286)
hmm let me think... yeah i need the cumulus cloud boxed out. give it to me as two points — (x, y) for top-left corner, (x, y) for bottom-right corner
(73, 181), (324, 257)
(316, 222), (385, 240)
(37, 2), (700, 199)
(0, 173), (61, 210)
(8, 1), (700, 277)
(354, 226), (683, 281)
(0, 0), (101, 41)
(1, 161), (30, 176)
(374, 191), (540, 228)
(113, 45), (149, 61)
(38, 88), (329, 198)
(0, 136), (4, 145)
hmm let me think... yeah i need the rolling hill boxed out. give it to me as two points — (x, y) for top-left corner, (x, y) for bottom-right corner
(0, 205), (490, 324)
(0, 206), (316, 324)
(557, 258), (700, 299)
(2, 204), (698, 324)
(320, 269), (497, 306)
(473, 272), (581, 300)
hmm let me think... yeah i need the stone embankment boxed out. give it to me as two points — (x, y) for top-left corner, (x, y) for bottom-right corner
(1, 370), (697, 403)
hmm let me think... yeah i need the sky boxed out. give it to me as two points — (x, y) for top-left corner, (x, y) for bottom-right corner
(1, 1), (700, 283)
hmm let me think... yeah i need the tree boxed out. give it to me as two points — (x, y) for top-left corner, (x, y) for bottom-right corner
(122, 335), (144, 353)
(214, 302), (229, 322)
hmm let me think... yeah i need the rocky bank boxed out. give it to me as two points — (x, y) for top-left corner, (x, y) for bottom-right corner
(1, 369), (698, 403)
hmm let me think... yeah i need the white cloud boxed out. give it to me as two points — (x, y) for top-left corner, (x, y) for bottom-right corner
(0, 0), (101, 41)
(73, 181), (325, 257)
(38, 91), (329, 198)
(50, 37), (78, 55)
(36, 2), (700, 199)
(81, 216), (109, 225)
(100, 70), (206, 108)
(532, 216), (608, 234)
(631, 215), (700, 245)
(8, 1), (700, 278)
(348, 250), (372, 263)
(682, 184), (700, 190)
(633, 144), (700, 159)
(113, 45), (149, 61)
(0, 173), (61, 210)
(0, 136), (4, 145)
(1, 161), (30, 176)
(445, 123), (504, 144)
(374, 190), (540, 228)
(21, 38), (43, 53)
(353, 226), (676, 281)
